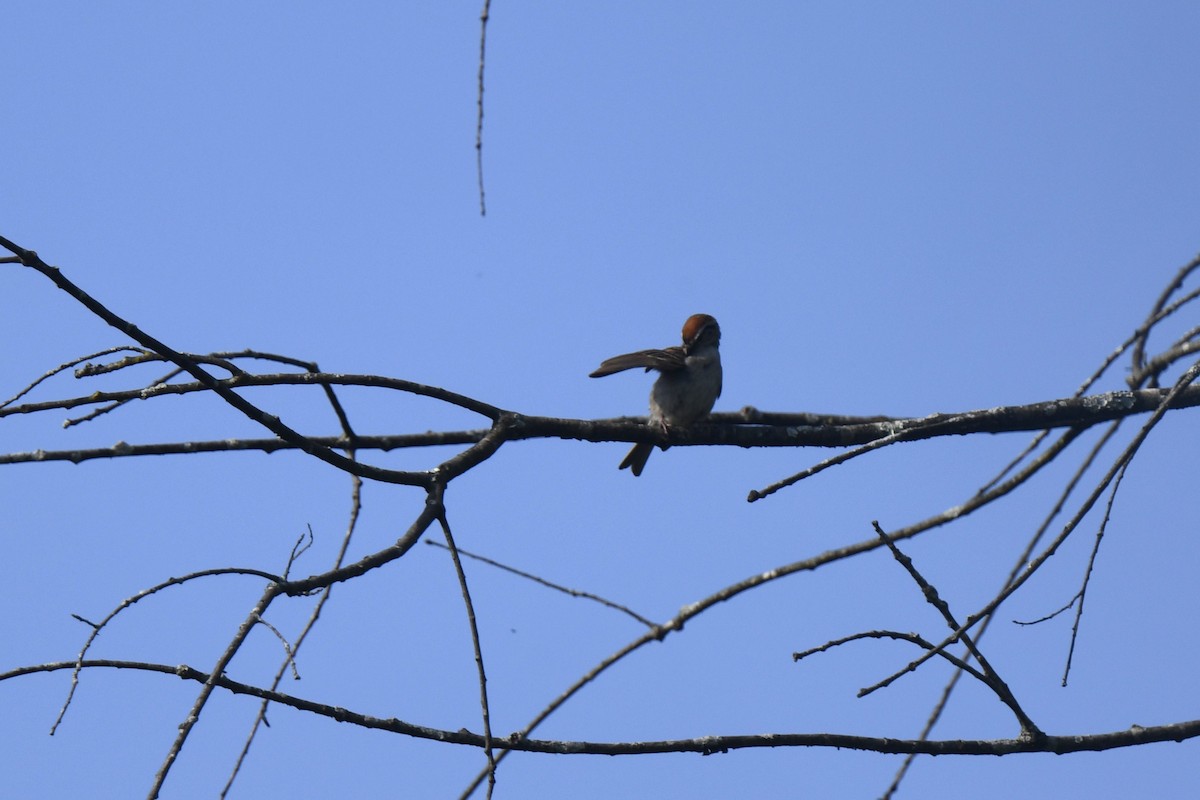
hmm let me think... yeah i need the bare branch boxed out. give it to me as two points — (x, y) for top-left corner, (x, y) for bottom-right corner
(222, 474), (365, 798)
(873, 522), (1041, 739)
(50, 566), (283, 735)
(150, 584), (279, 798)
(13, 659), (1200, 759)
(437, 499), (497, 796)
(793, 630), (990, 686)
(425, 540), (657, 628)
(1059, 434), (1134, 686)
(6, 234), (1200, 797)
(476, 0), (492, 216)
(0, 346), (146, 410)
(1130, 250), (1200, 385)
(0, 238), (441, 488)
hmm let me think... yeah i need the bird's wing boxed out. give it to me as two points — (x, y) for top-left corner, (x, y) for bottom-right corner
(589, 346), (687, 377)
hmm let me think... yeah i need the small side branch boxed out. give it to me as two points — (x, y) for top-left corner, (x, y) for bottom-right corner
(436, 494), (497, 796)
(426, 540), (657, 628)
(873, 522), (1042, 740)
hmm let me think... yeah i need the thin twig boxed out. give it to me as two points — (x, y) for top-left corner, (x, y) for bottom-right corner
(252, 614), (300, 680)
(0, 346), (146, 410)
(793, 630), (989, 684)
(437, 494), (497, 797)
(1061, 448), (1132, 686)
(1130, 250), (1200, 384)
(476, 0), (492, 216)
(873, 522), (1041, 739)
(50, 567), (282, 735)
(425, 540), (657, 628)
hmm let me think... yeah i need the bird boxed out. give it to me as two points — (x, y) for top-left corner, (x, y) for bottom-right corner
(589, 313), (722, 476)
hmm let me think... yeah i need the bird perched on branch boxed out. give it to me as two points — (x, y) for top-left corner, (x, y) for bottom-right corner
(589, 313), (723, 476)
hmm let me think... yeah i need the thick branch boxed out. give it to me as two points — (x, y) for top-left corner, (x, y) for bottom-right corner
(2, 380), (1198, 469)
(8, 660), (1195, 757)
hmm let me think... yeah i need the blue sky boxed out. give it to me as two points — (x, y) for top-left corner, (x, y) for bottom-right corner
(3, 3), (1200, 797)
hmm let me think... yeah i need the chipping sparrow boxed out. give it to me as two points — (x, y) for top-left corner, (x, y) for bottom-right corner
(589, 313), (723, 476)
